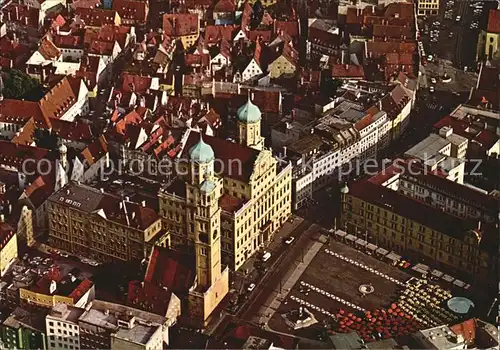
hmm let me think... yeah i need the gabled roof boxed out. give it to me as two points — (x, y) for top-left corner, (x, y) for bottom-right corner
(331, 64), (365, 79)
(144, 246), (196, 294)
(163, 13), (199, 37)
(127, 281), (174, 316)
(38, 36), (61, 60)
(122, 73), (152, 93)
(204, 25), (236, 45)
(80, 136), (108, 166)
(112, 0), (148, 24)
(0, 76), (85, 128)
(2, 4), (39, 28)
(274, 20), (299, 38)
(75, 8), (119, 27)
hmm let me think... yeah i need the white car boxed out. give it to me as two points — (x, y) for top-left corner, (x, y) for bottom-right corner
(285, 236), (295, 245)
(431, 77), (437, 84)
(247, 283), (256, 292)
(456, 15), (461, 22)
(427, 55), (433, 61)
(262, 252), (271, 262)
(429, 86), (435, 93)
(60, 252), (69, 258)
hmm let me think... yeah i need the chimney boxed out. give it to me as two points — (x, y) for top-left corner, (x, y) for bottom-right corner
(378, 99), (382, 110)
(283, 146), (287, 157)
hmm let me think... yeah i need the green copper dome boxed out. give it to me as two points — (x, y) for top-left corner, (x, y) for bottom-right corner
(189, 134), (214, 163)
(237, 97), (261, 123)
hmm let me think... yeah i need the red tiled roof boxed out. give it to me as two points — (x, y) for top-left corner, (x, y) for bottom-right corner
(0, 76), (83, 128)
(50, 119), (93, 142)
(81, 136), (108, 165)
(112, 0), (148, 24)
(241, 2), (253, 31)
(75, 8), (118, 27)
(204, 25), (236, 44)
(127, 280), (173, 315)
(373, 24), (413, 39)
(274, 20), (299, 38)
(122, 73), (152, 93)
(70, 0), (101, 10)
(144, 246), (196, 294)
(450, 319), (477, 344)
(2, 4), (39, 28)
(248, 30), (272, 43)
(219, 194), (246, 212)
(184, 53), (210, 67)
(38, 36), (61, 60)
(331, 64), (365, 79)
(433, 115), (499, 152)
(89, 40), (115, 55)
(24, 175), (55, 208)
(181, 131), (260, 182)
(53, 34), (84, 49)
(68, 279), (93, 302)
(487, 9), (500, 33)
(214, 0), (235, 13)
(163, 13), (198, 37)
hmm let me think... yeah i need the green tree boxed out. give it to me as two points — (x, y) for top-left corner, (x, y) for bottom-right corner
(2, 69), (40, 99)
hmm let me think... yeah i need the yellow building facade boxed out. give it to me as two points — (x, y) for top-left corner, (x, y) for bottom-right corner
(0, 225), (17, 276)
(477, 9), (500, 61)
(417, 0), (439, 16)
(47, 183), (166, 263)
(341, 183), (495, 286)
(19, 289), (74, 308)
(158, 98), (291, 321)
(268, 55), (297, 79)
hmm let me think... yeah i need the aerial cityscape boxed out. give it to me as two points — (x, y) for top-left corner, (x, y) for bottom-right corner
(0, 0), (498, 348)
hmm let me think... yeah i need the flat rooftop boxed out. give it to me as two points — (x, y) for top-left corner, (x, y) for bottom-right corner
(405, 134), (450, 161)
(114, 323), (160, 345)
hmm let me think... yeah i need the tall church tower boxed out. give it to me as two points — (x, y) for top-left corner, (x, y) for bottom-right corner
(237, 94), (264, 150)
(186, 134), (223, 288)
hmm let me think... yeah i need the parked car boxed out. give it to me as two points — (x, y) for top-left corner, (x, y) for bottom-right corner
(247, 283), (256, 292)
(285, 236), (295, 245)
(429, 86), (435, 93)
(456, 15), (461, 22)
(262, 252), (271, 262)
(431, 77), (437, 84)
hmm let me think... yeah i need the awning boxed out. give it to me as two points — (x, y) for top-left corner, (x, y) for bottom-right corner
(376, 247), (389, 255)
(335, 230), (347, 237)
(366, 243), (377, 251)
(453, 279), (465, 287)
(355, 238), (367, 246)
(412, 263), (430, 274)
(431, 269), (444, 277)
(345, 234), (356, 241)
(442, 274), (455, 282)
(386, 252), (401, 262)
